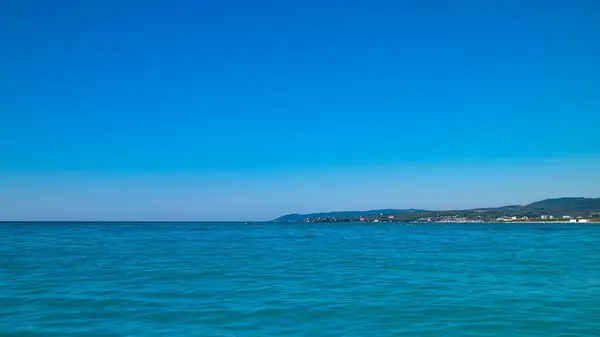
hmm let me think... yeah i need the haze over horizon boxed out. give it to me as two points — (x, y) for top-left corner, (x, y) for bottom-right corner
(1, 0), (599, 221)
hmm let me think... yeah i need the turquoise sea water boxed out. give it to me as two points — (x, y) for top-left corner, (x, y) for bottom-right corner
(1, 222), (600, 336)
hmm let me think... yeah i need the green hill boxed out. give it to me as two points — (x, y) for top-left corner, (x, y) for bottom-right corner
(521, 197), (600, 216)
(387, 197), (600, 221)
(273, 197), (600, 222)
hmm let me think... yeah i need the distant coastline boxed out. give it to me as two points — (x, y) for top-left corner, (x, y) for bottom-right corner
(272, 219), (600, 224)
(273, 197), (600, 223)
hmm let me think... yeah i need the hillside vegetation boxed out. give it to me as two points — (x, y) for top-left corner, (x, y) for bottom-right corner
(273, 197), (600, 222)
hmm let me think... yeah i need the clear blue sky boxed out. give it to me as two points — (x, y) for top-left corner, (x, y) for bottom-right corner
(1, 0), (599, 220)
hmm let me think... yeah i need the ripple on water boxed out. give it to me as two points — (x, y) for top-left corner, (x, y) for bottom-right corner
(1, 222), (600, 336)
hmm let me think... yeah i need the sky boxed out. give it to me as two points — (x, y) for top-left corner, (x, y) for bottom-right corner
(1, 0), (599, 221)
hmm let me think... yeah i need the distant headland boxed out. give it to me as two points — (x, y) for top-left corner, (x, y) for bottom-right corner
(272, 197), (600, 223)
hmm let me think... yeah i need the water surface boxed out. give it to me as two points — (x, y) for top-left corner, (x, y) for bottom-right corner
(1, 222), (599, 336)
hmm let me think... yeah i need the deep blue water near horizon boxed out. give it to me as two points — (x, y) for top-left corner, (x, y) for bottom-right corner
(1, 222), (600, 336)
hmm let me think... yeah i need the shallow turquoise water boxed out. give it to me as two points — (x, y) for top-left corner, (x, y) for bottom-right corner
(1, 222), (600, 336)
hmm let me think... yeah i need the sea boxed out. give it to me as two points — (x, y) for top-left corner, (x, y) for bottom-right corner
(1, 222), (599, 336)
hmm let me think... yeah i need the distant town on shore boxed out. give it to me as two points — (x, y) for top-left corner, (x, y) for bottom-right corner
(273, 197), (600, 223)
